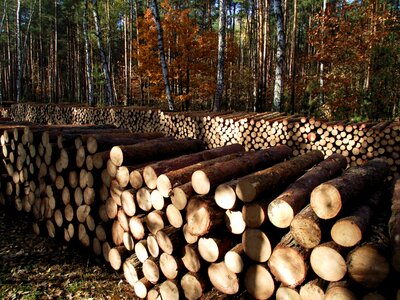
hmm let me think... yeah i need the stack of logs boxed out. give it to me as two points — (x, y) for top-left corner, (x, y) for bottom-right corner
(10, 104), (400, 178)
(1, 118), (400, 300)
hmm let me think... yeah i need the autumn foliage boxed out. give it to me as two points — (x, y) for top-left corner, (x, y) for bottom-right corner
(308, 0), (398, 119)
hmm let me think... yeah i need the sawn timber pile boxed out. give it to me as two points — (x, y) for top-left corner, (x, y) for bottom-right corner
(0, 119), (399, 299)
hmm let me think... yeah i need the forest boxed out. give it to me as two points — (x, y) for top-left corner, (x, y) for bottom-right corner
(0, 0), (399, 120)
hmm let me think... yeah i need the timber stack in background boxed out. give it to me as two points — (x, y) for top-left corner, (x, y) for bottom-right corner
(0, 103), (399, 299)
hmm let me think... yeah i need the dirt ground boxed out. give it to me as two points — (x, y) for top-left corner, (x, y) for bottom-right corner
(0, 206), (136, 300)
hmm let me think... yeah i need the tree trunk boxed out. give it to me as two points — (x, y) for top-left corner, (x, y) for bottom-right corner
(273, 0), (285, 111)
(16, 0), (22, 102)
(92, 0), (114, 105)
(213, 0), (226, 112)
(83, 0), (94, 106)
(150, 0), (175, 111)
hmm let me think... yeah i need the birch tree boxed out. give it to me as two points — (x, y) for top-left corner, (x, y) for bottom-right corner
(273, 0), (285, 111)
(213, 0), (227, 112)
(150, 0), (175, 111)
(83, 0), (94, 105)
(92, 0), (114, 105)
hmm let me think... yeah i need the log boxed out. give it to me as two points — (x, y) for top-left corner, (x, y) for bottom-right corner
(389, 177), (400, 272)
(311, 158), (389, 219)
(244, 264), (275, 299)
(242, 228), (272, 263)
(185, 195), (225, 236)
(310, 241), (347, 281)
(129, 214), (146, 240)
(276, 285), (301, 300)
(159, 280), (180, 300)
(123, 254), (142, 286)
(181, 272), (206, 300)
(134, 277), (153, 299)
(191, 145), (292, 195)
(268, 153), (347, 228)
(268, 232), (310, 287)
(198, 237), (232, 263)
(235, 150), (324, 203)
(110, 138), (203, 167)
(165, 204), (184, 229)
(135, 240), (149, 263)
(121, 189), (136, 217)
(208, 262), (239, 295)
(143, 144), (244, 189)
(156, 151), (245, 198)
(145, 210), (166, 235)
(299, 279), (325, 300)
(324, 281), (357, 300)
(109, 246), (129, 271)
(147, 234), (160, 258)
(159, 253), (182, 280)
(181, 244), (201, 273)
(224, 243), (245, 274)
(143, 258), (160, 284)
(331, 205), (372, 247)
(290, 204), (322, 249)
(155, 226), (181, 255)
(170, 182), (194, 210)
(224, 210), (246, 234)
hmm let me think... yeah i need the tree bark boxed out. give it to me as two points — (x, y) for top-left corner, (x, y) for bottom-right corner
(213, 0), (226, 112)
(389, 177), (400, 272)
(273, 0), (285, 111)
(83, 0), (94, 106)
(16, 0), (22, 102)
(92, 0), (114, 105)
(150, 0), (175, 111)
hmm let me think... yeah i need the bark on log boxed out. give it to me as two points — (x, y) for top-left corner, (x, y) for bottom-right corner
(235, 150), (324, 203)
(389, 177), (400, 272)
(143, 144), (244, 189)
(268, 153), (347, 228)
(156, 150), (245, 198)
(311, 158), (389, 219)
(290, 204), (322, 249)
(191, 145), (292, 195)
(110, 138), (203, 167)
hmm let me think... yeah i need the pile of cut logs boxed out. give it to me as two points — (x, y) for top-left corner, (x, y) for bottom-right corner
(10, 104), (400, 178)
(1, 117), (399, 299)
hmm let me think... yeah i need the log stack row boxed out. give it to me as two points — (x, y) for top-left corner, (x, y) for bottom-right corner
(10, 103), (400, 178)
(1, 117), (400, 299)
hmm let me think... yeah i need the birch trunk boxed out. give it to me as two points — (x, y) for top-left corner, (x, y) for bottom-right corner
(150, 0), (175, 111)
(83, 0), (94, 106)
(273, 0), (285, 111)
(213, 0), (227, 112)
(92, 0), (114, 105)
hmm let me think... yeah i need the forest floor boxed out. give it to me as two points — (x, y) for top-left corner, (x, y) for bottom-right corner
(0, 206), (136, 300)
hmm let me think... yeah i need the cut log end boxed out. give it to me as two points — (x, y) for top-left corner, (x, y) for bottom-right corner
(331, 219), (363, 247)
(310, 243), (347, 282)
(110, 146), (123, 166)
(208, 262), (239, 295)
(268, 199), (294, 228)
(244, 264), (275, 300)
(215, 184), (236, 210)
(156, 174), (172, 198)
(311, 183), (342, 219)
(191, 170), (210, 195)
(242, 228), (271, 263)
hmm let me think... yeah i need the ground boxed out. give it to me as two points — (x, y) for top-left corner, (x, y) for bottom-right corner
(0, 206), (136, 300)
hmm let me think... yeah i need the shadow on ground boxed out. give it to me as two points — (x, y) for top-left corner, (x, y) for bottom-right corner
(0, 206), (136, 300)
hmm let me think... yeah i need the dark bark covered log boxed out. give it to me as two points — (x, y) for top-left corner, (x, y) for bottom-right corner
(268, 232), (310, 288)
(142, 144), (244, 189)
(157, 152), (245, 198)
(389, 177), (400, 272)
(191, 145), (292, 195)
(268, 153), (347, 228)
(311, 158), (389, 219)
(110, 138), (203, 167)
(235, 150), (324, 203)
